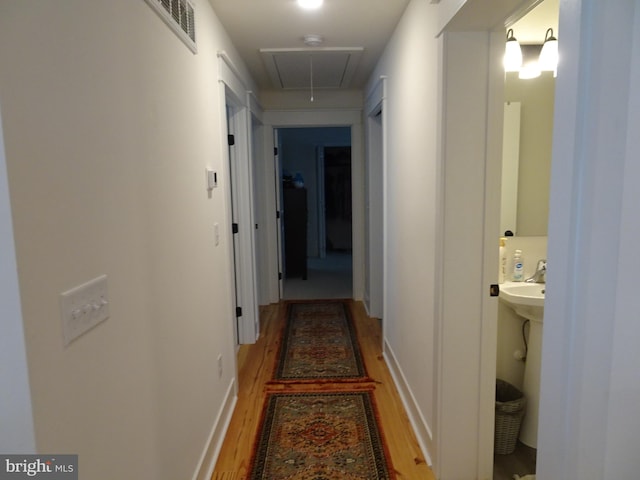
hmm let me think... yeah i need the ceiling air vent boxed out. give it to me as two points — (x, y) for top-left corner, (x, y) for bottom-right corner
(145, 0), (197, 54)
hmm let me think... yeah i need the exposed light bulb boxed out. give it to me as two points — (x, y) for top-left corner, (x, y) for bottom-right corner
(298, 0), (323, 9)
(539, 28), (559, 71)
(504, 29), (523, 72)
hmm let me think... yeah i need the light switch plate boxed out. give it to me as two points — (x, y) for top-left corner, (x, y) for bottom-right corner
(206, 168), (217, 190)
(59, 274), (110, 347)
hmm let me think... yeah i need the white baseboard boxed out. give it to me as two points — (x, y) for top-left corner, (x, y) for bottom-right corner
(363, 297), (371, 317)
(192, 378), (238, 480)
(383, 338), (435, 466)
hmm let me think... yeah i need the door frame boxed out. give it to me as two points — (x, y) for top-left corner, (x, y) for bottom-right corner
(437, 1), (544, 478)
(262, 109), (364, 304)
(364, 76), (386, 321)
(218, 52), (260, 344)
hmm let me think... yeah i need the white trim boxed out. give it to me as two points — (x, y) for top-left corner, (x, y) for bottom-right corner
(477, 28), (505, 479)
(262, 108), (365, 301)
(363, 75), (386, 321)
(383, 339), (434, 466)
(264, 109), (362, 127)
(217, 51), (248, 104)
(436, 3), (537, 478)
(191, 379), (237, 480)
(436, 29), (500, 480)
(218, 52), (260, 344)
(316, 147), (326, 258)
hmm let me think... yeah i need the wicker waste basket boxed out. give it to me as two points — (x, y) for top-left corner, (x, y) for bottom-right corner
(494, 379), (526, 455)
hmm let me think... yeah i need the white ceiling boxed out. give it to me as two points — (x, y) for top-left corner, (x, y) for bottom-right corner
(208, 0), (411, 90)
(207, 0), (559, 91)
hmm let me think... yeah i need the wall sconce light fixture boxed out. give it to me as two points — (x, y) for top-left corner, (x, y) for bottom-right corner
(504, 29), (523, 72)
(505, 27), (558, 79)
(538, 28), (559, 73)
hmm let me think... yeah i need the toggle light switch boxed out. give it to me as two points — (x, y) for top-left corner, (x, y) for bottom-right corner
(59, 274), (110, 347)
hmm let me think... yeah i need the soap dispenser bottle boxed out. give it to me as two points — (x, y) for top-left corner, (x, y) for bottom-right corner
(512, 249), (524, 282)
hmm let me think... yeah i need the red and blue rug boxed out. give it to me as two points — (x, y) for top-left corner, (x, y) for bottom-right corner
(249, 390), (396, 479)
(273, 301), (369, 382)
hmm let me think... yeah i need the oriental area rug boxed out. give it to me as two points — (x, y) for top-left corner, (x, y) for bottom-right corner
(248, 390), (396, 480)
(273, 301), (369, 382)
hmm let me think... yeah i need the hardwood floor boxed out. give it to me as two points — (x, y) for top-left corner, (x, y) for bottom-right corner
(211, 300), (435, 480)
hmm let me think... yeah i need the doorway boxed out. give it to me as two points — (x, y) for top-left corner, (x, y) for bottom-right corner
(223, 92), (259, 345)
(494, 2), (558, 477)
(437, 0), (558, 478)
(276, 127), (353, 300)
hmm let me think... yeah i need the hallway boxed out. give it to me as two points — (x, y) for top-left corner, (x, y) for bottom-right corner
(212, 300), (433, 479)
(283, 252), (353, 300)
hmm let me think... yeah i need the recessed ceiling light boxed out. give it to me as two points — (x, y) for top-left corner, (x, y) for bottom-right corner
(298, 0), (323, 10)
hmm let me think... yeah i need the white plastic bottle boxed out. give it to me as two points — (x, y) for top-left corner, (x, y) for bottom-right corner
(512, 249), (524, 282)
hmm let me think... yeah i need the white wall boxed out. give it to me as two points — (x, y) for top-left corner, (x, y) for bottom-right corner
(0, 2), (250, 478)
(0, 106), (36, 454)
(365, 0), (441, 461)
(538, 1), (640, 478)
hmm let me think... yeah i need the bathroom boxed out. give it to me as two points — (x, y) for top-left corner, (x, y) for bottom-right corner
(494, 1), (557, 477)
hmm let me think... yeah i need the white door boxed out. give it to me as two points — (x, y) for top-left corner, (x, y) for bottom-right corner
(226, 105), (243, 343)
(273, 129), (284, 299)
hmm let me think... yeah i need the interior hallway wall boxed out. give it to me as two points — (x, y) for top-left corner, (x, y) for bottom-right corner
(365, 0), (440, 456)
(0, 105), (36, 454)
(0, 2), (252, 478)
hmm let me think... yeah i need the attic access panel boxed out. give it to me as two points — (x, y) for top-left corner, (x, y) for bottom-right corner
(260, 48), (363, 90)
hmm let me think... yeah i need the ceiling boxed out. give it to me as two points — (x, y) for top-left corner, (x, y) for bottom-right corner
(207, 0), (559, 92)
(208, 0), (411, 90)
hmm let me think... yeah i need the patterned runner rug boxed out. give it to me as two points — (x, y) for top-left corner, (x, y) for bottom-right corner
(249, 390), (395, 479)
(273, 301), (369, 382)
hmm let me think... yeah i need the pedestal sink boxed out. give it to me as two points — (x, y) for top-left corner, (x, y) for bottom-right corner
(499, 282), (545, 448)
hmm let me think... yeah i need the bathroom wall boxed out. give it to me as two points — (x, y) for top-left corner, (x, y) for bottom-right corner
(505, 72), (555, 236)
(497, 236), (547, 389)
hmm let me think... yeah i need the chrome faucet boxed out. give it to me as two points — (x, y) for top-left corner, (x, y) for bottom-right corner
(525, 259), (547, 283)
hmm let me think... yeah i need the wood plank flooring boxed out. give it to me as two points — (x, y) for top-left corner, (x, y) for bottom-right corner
(211, 300), (435, 480)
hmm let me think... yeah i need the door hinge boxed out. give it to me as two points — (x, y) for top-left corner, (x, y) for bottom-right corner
(276, 210), (281, 219)
(278, 272), (283, 280)
(227, 134), (235, 146)
(232, 223), (239, 234)
(236, 306), (243, 317)
(274, 147), (278, 156)
(489, 284), (500, 297)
